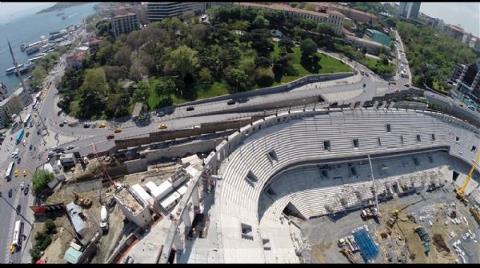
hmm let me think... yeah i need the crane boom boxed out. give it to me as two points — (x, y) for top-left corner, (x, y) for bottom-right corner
(456, 149), (480, 201)
(91, 143), (117, 188)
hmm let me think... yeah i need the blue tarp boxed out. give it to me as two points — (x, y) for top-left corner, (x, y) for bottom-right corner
(353, 228), (379, 263)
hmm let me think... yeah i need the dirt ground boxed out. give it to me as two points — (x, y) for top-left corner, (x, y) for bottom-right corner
(310, 242), (333, 263)
(35, 214), (74, 263)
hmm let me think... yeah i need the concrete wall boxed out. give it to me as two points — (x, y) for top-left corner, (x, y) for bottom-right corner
(173, 73), (353, 107)
(115, 117), (263, 150)
(144, 138), (222, 162)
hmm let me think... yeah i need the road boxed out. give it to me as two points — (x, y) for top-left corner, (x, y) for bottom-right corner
(0, 24), (416, 263)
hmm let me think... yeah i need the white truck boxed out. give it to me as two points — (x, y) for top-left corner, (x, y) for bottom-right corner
(100, 206), (109, 232)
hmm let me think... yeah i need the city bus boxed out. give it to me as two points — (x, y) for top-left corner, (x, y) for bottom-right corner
(10, 220), (23, 253)
(15, 128), (24, 144)
(5, 161), (14, 180)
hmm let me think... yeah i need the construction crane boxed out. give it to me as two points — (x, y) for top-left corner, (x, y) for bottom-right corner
(91, 143), (121, 192)
(455, 149), (480, 205)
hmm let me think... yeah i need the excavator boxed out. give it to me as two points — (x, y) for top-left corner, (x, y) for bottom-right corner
(72, 191), (92, 208)
(455, 150), (480, 205)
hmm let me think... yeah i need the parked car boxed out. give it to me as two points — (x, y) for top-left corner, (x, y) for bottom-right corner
(227, 99), (235, 105)
(114, 128), (122, 133)
(8, 189), (12, 198)
(158, 123), (168, 129)
(106, 134), (115, 140)
(156, 111), (165, 117)
(83, 123), (90, 128)
(24, 184), (29, 195)
(66, 145), (75, 150)
(186, 106), (194, 111)
(16, 204), (21, 214)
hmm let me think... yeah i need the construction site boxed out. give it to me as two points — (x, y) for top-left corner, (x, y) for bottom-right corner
(29, 143), (203, 264)
(300, 151), (480, 264)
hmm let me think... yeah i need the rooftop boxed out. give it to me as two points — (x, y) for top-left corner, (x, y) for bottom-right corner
(115, 187), (144, 214)
(64, 246), (82, 264)
(236, 2), (333, 19)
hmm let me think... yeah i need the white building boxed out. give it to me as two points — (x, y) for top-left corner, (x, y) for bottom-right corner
(115, 187), (152, 228)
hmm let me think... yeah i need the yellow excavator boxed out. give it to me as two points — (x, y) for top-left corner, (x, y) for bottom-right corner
(455, 150), (480, 205)
(72, 191), (92, 208)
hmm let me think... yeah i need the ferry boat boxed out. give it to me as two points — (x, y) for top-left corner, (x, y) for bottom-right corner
(14, 63), (34, 76)
(25, 46), (40, 55)
(28, 53), (47, 63)
(5, 64), (24, 75)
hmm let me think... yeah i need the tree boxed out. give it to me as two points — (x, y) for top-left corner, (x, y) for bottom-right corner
(105, 92), (129, 118)
(163, 45), (199, 98)
(76, 68), (108, 118)
(255, 67), (275, 87)
(255, 56), (272, 68)
(45, 219), (56, 234)
(30, 65), (47, 90)
(164, 45), (199, 80)
(32, 169), (54, 193)
(279, 37), (295, 53)
(199, 67), (213, 84)
(132, 81), (149, 103)
(225, 67), (249, 92)
(252, 14), (269, 28)
(300, 38), (318, 57)
(145, 78), (175, 110)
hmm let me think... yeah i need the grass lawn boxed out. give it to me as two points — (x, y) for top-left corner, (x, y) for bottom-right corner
(196, 81), (230, 99)
(271, 43), (352, 85)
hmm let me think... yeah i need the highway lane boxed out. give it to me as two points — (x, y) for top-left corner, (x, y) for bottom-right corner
(0, 118), (44, 263)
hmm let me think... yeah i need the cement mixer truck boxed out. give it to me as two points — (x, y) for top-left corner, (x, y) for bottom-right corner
(100, 206), (109, 233)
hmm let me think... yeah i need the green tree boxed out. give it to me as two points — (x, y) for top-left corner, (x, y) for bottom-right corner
(199, 67), (213, 84)
(30, 65), (47, 90)
(225, 67), (249, 92)
(279, 37), (295, 53)
(300, 38), (318, 57)
(76, 68), (108, 118)
(255, 67), (275, 87)
(252, 14), (269, 28)
(45, 219), (56, 234)
(164, 45), (199, 79)
(132, 81), (149, 103)
(32, 169), (54, 193)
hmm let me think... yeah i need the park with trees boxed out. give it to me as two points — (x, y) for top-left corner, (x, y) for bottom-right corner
(58, 6), (352, 120)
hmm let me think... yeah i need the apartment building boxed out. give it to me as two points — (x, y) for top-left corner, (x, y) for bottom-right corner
(235, 2), (344, 35)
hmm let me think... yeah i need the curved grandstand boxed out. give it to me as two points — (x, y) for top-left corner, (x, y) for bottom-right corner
(163, 107), (480, 263)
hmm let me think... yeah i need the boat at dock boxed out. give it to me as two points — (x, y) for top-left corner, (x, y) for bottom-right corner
(13, 63), (34, 76)
(28, 53), (47, 63)
(5, 64), (24, 75)
(26, 46), (40, 55)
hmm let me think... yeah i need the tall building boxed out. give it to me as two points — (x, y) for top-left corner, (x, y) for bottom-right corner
(455, 63), (480, 101)
(399, 2), (421, 19)
(450, 64), (467, 83)
(111, 13), (139, 38)
(146, 2), (206, 22)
